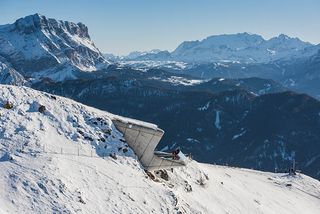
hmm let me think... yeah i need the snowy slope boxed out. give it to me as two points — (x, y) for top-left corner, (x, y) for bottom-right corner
(0, 85), (319, 213)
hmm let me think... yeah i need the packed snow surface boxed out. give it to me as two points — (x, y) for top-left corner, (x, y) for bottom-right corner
(0, 85), (319, 213)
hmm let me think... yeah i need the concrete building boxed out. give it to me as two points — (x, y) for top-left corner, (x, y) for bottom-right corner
(113, 118), (187, 171)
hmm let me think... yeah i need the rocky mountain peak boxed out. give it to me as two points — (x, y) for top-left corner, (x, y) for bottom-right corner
(0, 14), (109, 82)
(14, 13), (90, 39)
(13, 13), (43, 34)
(266, 34), (310, 48)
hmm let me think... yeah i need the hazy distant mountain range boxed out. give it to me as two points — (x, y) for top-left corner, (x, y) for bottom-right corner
(104, 32), (320, 98)
(108, 33), (318, 63)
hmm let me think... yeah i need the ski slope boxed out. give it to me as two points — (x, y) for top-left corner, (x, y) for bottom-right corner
(0, 85), (319, 213)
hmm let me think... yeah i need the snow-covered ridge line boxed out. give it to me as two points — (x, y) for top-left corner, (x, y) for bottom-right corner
(14, 13), (90, 39)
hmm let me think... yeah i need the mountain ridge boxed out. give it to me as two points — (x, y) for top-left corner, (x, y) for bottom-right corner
(119, 32), (316, 63)
(0, 14), (109, 82)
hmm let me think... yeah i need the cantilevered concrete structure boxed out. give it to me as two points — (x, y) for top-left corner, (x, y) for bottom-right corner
(113, 118), (187, 171)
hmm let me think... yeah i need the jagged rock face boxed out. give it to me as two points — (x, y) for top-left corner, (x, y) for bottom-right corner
(0, 14), (108, 81)
(14, 14), (90, 38)
(32, 72), (320, 180)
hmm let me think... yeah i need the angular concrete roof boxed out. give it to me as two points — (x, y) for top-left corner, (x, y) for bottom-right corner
(113, 118), (187, 171)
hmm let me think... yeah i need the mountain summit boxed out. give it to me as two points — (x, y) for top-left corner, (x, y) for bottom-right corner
(122, 33), (314, 63)
(171, 33), (313, 63)
(0, 14), (108, 82)
(13, 13), (90, 38)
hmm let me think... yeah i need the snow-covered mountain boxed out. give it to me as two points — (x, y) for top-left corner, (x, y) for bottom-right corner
(172, 33), (316, 63)
(1, 85), (319, 213)
(0, 14), (108, 81)
(103, 53), (121, 61)
(0, 56), (25, 85)
(125, 49), (167, 60)
(118, 33), (317, 64)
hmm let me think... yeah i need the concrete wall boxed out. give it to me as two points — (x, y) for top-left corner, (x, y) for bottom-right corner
(113, 119), (186, 171)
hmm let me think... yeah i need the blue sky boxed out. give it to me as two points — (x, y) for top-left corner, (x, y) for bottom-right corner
(1, 0), (320, 55)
